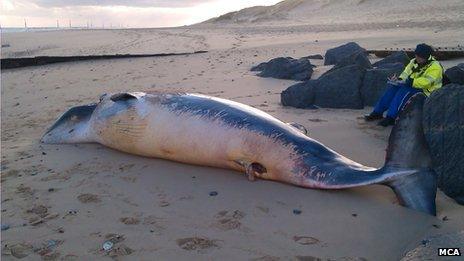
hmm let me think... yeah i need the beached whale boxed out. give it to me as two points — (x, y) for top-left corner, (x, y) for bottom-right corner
(41, 92), (437, 215)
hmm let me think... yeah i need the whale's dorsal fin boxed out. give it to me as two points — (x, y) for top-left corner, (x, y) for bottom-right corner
(287, 122), (308, 135)
(110, 92), (145, 102)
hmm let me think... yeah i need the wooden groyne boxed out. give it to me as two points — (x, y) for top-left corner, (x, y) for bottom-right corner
(1, 51), (208, 70)
(368, 47), (464, 61)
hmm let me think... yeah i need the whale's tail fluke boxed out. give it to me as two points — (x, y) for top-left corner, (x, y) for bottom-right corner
(382, 93), (437, 215)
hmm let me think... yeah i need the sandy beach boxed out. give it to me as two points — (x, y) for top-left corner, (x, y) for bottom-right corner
(2, 2), (464, 259)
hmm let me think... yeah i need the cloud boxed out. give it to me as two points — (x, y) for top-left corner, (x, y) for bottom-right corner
(1, 0), (282, 27)
(31, 0), (216, 8)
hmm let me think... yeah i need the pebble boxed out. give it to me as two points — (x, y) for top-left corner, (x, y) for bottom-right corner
(1, 224), (10, 231)
(67, 209), (78, 215)
(47, 240), (57, 249)
(102, 241), (114, 251)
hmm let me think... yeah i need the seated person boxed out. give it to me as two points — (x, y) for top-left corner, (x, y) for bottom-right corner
(365, 43), (443, 126)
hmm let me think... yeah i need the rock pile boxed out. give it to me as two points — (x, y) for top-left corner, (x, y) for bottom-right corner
(281, 43), (406, 109)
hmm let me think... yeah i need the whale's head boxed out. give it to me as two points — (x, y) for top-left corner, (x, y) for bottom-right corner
(41, 103), (97, 144)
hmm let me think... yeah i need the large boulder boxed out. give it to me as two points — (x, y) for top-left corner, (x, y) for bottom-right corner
(324, 42), (366, 66)
(313, 65), (365, 109)
(423, 84), (464, 205)
(281, 80), (318, 109)
(361, 63), (405, 106)
(373, 51), (410, 67)
(323, 51), (372, 76)
(445, 63), (464, 85)
(251, 57), (314, 81)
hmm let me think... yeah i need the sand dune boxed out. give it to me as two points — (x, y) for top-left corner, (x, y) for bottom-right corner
(201, 0), (464, 27)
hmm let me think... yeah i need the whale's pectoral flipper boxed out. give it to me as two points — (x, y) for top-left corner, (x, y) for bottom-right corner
(235, 160), (267, 182)
(382, 93), (437, 215)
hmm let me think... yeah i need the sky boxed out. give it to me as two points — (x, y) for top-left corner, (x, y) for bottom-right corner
(0, 0), (282, 28)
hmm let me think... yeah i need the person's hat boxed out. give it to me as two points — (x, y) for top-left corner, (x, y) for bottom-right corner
(415, 43), (433, 59)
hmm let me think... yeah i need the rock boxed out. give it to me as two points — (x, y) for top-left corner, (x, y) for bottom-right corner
(361, 63), (405, 106)
(314, 65), (365, 109)
(324, 42), (366, 65)
(423, 84), (464, 204)
(373, 51), (410, 67)
(281, 80), (318, 109)
(251, 57), (314, 81)
(302, 54), (323, 60)
(250, 62), (267, 72)
(331, 51), (372, 71)
(445, 63), (464, 85)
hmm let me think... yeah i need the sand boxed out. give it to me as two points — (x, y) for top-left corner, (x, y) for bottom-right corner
(2, 16), (464, 261)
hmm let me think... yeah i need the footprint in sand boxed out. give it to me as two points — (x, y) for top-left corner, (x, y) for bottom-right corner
(106, 244), (134, 258)
(120, 217), (140, 225)
(77, 193), (101, 203)
(295, 256), (323, 261)
(16, 184), (34, 197)
(293, 236), (320, 245)
(214, 210), (245, 231)
(27, 205), (59, 226)
(308, 118), (328, 123)
(176, 237), (219, 251)
(251, 256), (280, 261)
(100, 234), (133, 258)
(2, 243), (34, 259)
(27, 205), (49, 218)
(36, 239), (64, 259)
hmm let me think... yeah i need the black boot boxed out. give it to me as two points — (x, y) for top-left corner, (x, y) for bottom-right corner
(364, 112), (383, 121)
(378, 117), (395, 127)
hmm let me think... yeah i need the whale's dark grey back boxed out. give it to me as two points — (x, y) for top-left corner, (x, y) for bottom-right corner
(160, 94), (339, 159)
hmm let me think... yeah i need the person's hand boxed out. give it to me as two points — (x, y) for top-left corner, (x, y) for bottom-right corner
(388, 74), (398, 81)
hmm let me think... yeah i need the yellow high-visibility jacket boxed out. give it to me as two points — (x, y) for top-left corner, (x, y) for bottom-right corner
(399, 56), (443, 96)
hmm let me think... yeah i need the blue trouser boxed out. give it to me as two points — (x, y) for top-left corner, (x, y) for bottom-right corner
(373, 82), (422, 118)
